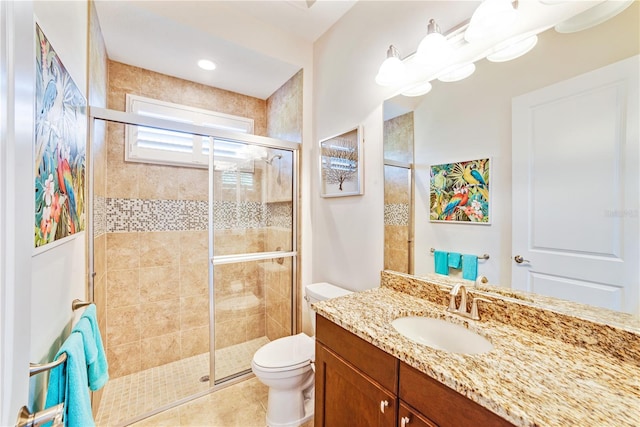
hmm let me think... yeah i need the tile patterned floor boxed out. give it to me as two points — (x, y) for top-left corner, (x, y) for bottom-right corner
(129, 377), (315, 427)
(96, 337), (270, 426)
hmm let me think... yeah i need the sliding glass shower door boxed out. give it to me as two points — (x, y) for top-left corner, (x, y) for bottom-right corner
(209, 139), (297, 383)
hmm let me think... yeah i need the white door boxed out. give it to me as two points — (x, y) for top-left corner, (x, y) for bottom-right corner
(512, 56), (639, 315)
(1, 1), (34, 424)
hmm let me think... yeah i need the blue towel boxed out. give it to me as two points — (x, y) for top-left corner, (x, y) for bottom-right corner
(448, 252), (462, 269)
(78, 304), (109, 391)
(462, 254), (478, 281)
(44, 332), (95, 427)
(434, 250), (449, 275)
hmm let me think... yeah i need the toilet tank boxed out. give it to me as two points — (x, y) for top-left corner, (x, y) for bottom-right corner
(305, 282), (352, 333)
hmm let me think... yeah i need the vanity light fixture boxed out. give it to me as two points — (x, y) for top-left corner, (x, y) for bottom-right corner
(437, 63), (476, 83)
(416, 19), (453, 66)
(401, 81), (433, 97)
(375, 45), (406, 86)
(197, 59), (217, 71)
(375, 0), (619, 97)
(486, 34), (538, 63)
(554, 0), (633, 33)
(464, 0), (519, 43)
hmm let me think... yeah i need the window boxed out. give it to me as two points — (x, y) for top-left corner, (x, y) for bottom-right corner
(125, 94), (254, 168)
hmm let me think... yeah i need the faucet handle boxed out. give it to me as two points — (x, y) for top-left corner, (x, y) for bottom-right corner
(470, 297), (492, 320)
(447, 284), (461, 312)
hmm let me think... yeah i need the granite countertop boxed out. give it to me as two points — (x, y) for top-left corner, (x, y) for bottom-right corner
(312, 285), (640, 427)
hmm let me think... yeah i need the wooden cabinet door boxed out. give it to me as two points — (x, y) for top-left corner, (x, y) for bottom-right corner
(315, 344), (396, 427)
(398, 402), (438, 427)
(399, 362), (514, 427)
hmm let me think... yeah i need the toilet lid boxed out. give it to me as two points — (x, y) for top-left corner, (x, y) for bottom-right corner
(253, 333), (314, 369)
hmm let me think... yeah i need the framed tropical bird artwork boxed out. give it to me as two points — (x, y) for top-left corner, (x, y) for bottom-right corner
(34, 23), (87, 250)
(430, 158), (490, 224)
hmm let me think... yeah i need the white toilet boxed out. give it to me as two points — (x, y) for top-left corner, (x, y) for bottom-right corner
(251, 282), (352, 427)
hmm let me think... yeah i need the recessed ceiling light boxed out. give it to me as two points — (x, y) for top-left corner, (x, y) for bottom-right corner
(198, 59), (216, 71)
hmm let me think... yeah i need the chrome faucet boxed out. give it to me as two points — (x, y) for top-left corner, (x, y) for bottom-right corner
(448, 283), (467, 313)
(447, 284), (492, 320)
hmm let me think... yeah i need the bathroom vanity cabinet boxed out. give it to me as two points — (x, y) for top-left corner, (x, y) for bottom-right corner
(314, 315), (514, 427)
(314, 314), (398, 426)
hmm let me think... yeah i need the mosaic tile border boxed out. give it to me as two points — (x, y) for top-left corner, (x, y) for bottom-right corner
(106, 198), (292, 233)
(94, 195), (107, 237)
(384, 203), (409, 226)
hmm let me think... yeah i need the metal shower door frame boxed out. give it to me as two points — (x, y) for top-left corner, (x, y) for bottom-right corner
(87, 106), (300, 396)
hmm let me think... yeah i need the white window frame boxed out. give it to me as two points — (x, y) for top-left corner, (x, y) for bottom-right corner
(125, 94), (254, 168)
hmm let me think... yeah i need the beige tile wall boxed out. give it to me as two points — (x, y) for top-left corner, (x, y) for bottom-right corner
(104, 61), (301, 379)
(267, 69), (302, 143)
(266, 69), (302, 332)
(384, 166), (410, 273)
(383, 112), (414, 274)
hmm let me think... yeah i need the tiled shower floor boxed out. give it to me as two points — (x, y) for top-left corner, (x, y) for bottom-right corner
(96, 336), (270, 426)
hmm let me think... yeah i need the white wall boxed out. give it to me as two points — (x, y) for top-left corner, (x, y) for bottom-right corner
(312, 1), (638, 291)
(29, 0), (88, 409)
(413, 4), (639, 286)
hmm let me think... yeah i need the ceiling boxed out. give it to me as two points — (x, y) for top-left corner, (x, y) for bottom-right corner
(95, 0), (358, 100)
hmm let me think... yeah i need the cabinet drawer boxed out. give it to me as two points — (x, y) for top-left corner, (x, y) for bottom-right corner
(398, 402), (438, 427)
(316, 314), (398, 393)
(399, 362), (514, 427)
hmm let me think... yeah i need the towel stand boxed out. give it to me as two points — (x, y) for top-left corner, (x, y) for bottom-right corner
(19, 299), (94, 426)
(430, 248), (490, 260)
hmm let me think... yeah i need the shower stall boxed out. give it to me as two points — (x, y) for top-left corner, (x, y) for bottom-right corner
(89, 108), (298, 425)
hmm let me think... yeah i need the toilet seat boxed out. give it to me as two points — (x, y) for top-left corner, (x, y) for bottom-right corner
(252, 333), (314, 371)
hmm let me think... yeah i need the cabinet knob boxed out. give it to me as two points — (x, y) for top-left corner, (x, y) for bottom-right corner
(401, 416), (411, 426)
(380, 400), (389, 413)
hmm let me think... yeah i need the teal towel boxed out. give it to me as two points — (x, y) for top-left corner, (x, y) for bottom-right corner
(78, 304), (109, 391)
(44, 332), (95, 427)
(434, 251), (449, 275)
(462, 254), (478, 281)
(448, 252), (462, 269)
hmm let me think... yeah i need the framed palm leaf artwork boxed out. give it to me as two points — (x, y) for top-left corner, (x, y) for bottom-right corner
(34, 23), (87, 250)
(430, 158), (490, 224)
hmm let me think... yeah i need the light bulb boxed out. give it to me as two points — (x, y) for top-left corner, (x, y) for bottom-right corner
(416, 19), (453, 66)
(375, 46), (406, 86)
(465, 0), (518, 43)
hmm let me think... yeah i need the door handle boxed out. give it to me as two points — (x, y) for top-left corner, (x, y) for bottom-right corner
(514, 255), (530, 264)
(380, 400), (389, 413)
(401, 416), (411, 426)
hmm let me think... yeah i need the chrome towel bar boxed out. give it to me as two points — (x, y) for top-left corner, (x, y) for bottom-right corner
(29, 353), (67, 377)
(20, 299), (96, 427)
(430, 247), (490, 260)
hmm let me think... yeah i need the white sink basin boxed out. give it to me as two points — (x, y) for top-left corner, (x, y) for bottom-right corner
(391, 316), (493, 354)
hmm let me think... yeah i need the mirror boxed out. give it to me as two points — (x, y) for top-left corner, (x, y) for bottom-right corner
(383, 3), (639, 322)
